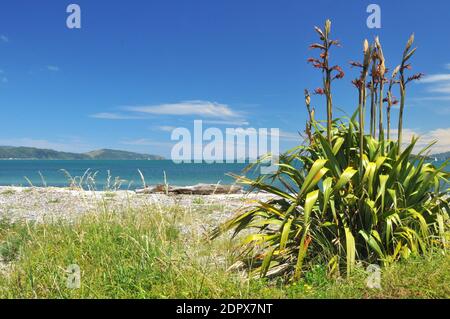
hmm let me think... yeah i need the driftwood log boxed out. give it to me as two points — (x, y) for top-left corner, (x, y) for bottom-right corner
(135, 183), (243, 195)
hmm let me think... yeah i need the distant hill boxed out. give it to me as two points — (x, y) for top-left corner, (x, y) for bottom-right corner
(84, 149), (165, 160)
(0, 146), (164, 160)
(432, 151), (450, 161)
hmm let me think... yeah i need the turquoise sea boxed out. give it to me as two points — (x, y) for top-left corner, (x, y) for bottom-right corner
(0, 160), (249, 189)
(0, 160), (447, 190)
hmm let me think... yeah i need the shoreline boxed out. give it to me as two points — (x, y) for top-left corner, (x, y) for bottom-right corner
(0, 185), (272, 224)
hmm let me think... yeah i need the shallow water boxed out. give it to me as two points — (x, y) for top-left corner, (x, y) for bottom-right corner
(0, 159), (446, 190)
(0, 160), (248, 189)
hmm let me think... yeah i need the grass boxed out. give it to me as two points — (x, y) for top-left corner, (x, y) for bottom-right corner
(192, 197), (205, 205)
(1, 189), (16, 196)
(0, 203), (448, 299)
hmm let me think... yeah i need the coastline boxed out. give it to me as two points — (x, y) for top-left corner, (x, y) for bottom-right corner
(0, 186), (272, 227)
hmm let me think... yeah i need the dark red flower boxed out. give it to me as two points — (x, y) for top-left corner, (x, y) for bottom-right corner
(309, 43), (326, 50)
(307, 58), (320, 64)
(332, 65), (344, 79)
(313, 87), (325, 95)
(407, 73), (424, 82)
(352, 79), (364, 89)
(335, 71), (345, 79)
(349, 61), (363, 68)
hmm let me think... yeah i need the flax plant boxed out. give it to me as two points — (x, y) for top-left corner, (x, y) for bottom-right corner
(212, 21), (449, 282)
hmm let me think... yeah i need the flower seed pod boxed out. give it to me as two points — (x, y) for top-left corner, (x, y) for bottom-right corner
(392, 65), (401, 79)
(325, 20), (331, 37)
(304, 89), (311, 106)
(405, 33), (415, 52)
(363, 39), (369, 54)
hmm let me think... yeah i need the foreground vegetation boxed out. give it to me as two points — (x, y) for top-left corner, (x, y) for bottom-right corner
(212, 20), (449, 281)
(0, 206), (448, 299)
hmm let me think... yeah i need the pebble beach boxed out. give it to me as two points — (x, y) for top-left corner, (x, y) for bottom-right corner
(0, 186), (272, 226)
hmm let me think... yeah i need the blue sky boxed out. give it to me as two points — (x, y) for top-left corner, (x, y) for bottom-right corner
(0, 0), (449, 156)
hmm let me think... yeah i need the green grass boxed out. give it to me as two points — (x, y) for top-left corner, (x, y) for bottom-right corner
(0, 205), (448, 299)
(0, 189), (16, 196)
(192, 197), (205, 205)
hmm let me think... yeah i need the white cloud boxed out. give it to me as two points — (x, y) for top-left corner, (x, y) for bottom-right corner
(120, 138), (174, 147)
(224, 128), (301, 142)
(125, 100), (243, 118)
(428, 84), (450, 94)
(0, 35), (8, 43)
(203, 119), (250, 126)
(416, 67), (450, 112)
(90, 112), (145, 120)
(411, 96), (450, 102)
(46, 65), (60, 72)
(278, 130), (301, 141)
(420, 74), (450, 83)
(92, 100), (248, 125)
(390, 127), (450, 154)
(156, 125), (177, 132)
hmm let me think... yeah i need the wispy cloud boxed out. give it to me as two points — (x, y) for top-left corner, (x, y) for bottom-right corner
(90, 112), (146, 120)
(156, 125), (177, 132)
(46, 65), (60, 72)
(391, 127), (450, 154)
(203, 119), (250, 126)
(120, 138), (174, 147)
(125, 100), (243, 119)
(411, 96), (450, 102)
(91, 100), (248, 125)
(420, 74), (450, 83)
(224, 128), (301, 142)
(428, 84), (450, 94)
(415, 66), (450, 112)
(278, 130), (302, 141)
(0, 35), (8, 43)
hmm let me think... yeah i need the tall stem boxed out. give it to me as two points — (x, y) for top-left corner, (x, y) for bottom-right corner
(378, 82), (384, 141)
(373, 89), (378, 138)
(369, 82), (375, 137)
(325, 68), (332, 143)
(359, 88), (364, 174)
(398, 84), (405, 155)
(387, 105), (391, 141)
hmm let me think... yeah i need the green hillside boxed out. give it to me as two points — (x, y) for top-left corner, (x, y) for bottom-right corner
(0, 146), (164, 160)
(84, 149), (165, 160)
